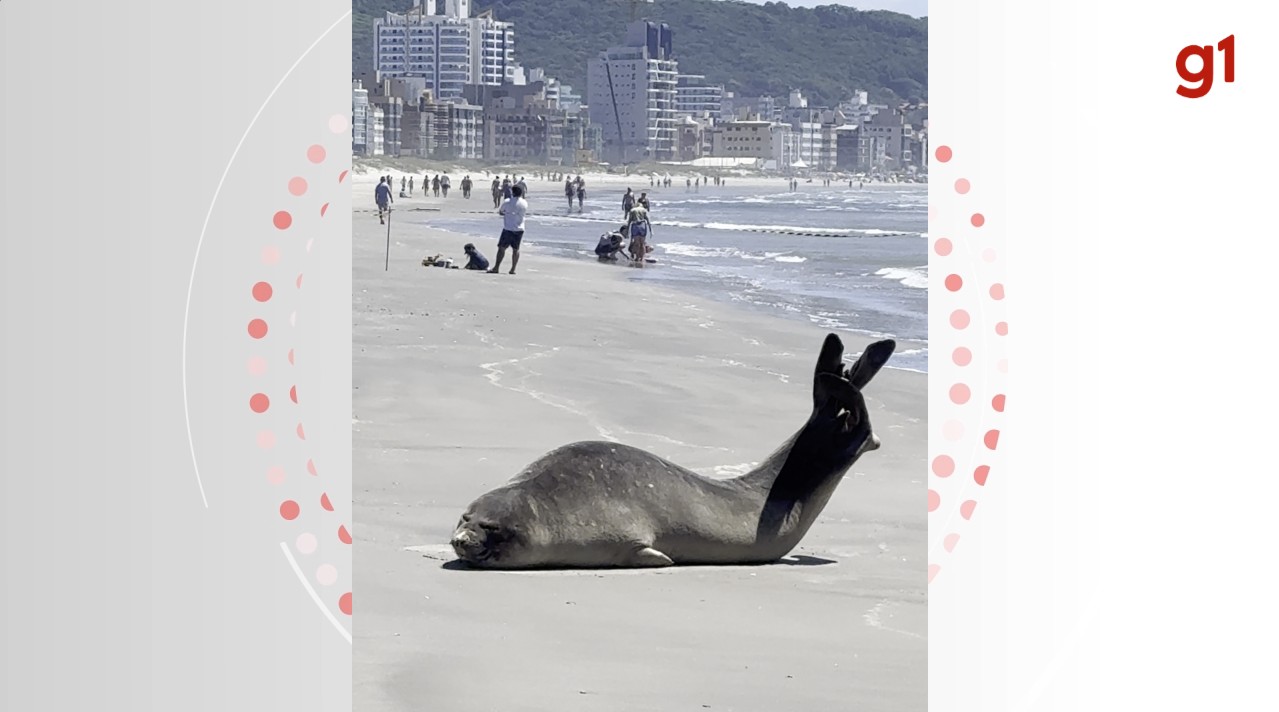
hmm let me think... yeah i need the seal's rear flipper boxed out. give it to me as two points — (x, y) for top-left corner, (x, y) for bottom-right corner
(845, 340), (896, 390)
(812, 334), (846, 405)
(627, 546), (674, 567)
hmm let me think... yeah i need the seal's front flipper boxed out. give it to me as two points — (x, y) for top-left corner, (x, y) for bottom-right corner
(627, 546), (674, 567)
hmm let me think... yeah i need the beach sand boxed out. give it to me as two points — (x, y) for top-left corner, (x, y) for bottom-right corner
(352, 180), (927, 711)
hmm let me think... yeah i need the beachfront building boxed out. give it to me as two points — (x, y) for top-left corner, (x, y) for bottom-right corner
(352, 79), (371, 155)
(558, 84), (583, 115)
(371, 105), (386, 156)
(402, 93), (483, 159)
(721, 93), (780, 123)
(484, 109), (566, 164)
(562, 115), (603, 166)
(864, 108), (907, 168)
(675, 74), (723, 121)
(834, 124), (888, 173)
(526, 68), (561, 108)
(794, 118), (823, 169)
(710, 118), (796, 167)
(676, 115), (705, 161)
(373, 0), (516, 101)
(370, 96), (404, 157)
(587, 20), (678, 164)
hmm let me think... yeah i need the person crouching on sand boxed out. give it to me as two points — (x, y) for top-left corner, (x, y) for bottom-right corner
(489, 185), (528, 275)
(595, 231), (625, 261)
(463, 243), (490, 271)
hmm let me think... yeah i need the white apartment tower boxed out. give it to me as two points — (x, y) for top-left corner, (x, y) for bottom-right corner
(675, 74), (723, 120)
(587, 20), (678, 163)
(352, 79), (370, 155)
(373, 0), (516, 101)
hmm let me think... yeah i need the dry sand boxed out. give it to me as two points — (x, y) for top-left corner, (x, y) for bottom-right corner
(353, 182), (927, 711)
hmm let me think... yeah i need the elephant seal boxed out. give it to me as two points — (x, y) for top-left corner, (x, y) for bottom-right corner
(449, 333), (895, 569)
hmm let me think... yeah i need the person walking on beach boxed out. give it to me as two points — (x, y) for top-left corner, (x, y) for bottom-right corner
(430, 175), (439, 197)
(489, 185), (527, 275)
(375, 177), (393, 225)
(408, 176), (415, 195)
(638, 192), (650, 211)
(462, 175), (473, 199)
(575, 178), (586, 212)
(622, 188), (635, 217)
(491, 177), (501, 208)
(516, 176), (527, 197)
(564, 178), (575, 211)
(501, 177), (512, 201)
(401, 176), (407, 194)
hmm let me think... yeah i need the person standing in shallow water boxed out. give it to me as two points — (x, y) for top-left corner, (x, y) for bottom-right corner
(489, 185), (528, 275)
(491, 177), (501, 208)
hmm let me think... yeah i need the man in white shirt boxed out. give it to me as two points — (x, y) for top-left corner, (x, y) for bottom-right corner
(489, 185), (528, 275)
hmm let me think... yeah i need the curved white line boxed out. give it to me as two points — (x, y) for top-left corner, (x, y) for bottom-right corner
(281, 542), (353, 644)
(182, 10), (351, 508)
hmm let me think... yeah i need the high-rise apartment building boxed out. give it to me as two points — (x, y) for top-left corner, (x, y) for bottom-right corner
(587, 20), (678, 163)
(373, 0), (516, 101)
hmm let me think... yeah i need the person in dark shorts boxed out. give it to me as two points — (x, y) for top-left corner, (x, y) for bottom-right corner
(375, 177), (393, 224)
(489, 185), (528, 275)
(463, 243), (490, 271)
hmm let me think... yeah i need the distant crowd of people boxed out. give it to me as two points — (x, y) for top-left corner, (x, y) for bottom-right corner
(376, 168), (867, 272)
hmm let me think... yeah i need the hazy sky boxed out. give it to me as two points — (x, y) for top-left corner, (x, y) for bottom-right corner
(735, 0), (927, 18)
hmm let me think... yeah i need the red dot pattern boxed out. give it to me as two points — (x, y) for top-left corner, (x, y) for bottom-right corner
(930, 139), (1008, 586)
(246, 132), (351, 630)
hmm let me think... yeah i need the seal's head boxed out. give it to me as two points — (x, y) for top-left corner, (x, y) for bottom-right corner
(449, 494), (526, 567)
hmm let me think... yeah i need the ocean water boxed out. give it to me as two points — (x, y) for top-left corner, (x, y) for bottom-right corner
(427, 180), (928, 372)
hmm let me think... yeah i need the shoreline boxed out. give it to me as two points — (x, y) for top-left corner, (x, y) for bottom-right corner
(363, 206), (929, 374)
(352, 158), (926, 192)
(354, 172), (930, 372)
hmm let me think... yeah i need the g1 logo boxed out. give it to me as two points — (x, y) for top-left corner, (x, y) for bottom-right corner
(1177, 35), (1235, 99)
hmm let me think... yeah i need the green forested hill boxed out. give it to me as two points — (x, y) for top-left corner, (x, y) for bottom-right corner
(353, 0), (927, 106)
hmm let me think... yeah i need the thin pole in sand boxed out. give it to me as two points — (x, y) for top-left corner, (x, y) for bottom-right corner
(384, 207), (392, 271)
